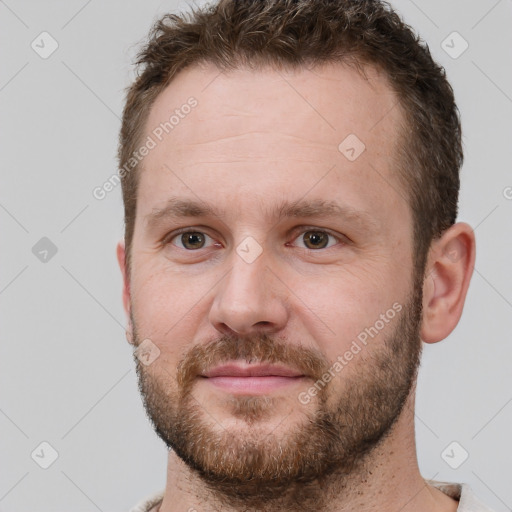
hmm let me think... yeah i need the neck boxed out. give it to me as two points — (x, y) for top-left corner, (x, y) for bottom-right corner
(157, 390), (458, 512)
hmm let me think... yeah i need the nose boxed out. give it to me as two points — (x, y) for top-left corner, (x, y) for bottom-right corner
(208, 248), (289, 336)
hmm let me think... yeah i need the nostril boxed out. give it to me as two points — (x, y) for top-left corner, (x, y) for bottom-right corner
(256, 321), (271, 327)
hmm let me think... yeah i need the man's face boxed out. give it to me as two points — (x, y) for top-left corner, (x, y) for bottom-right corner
(125, 62), (423, 500)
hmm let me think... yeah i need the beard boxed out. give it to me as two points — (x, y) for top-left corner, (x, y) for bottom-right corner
(132, 277), (423, 510)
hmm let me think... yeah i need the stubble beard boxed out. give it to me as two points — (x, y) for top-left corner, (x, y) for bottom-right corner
(133, 279), (423, 510)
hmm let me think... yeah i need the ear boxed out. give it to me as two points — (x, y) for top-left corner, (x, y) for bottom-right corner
(420, 222), (476, 344)
(116, 239), (134, 345)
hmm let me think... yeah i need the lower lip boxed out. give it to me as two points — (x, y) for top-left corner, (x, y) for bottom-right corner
(203, 376), (305, 394)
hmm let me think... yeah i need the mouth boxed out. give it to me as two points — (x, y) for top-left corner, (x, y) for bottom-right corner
(199, 362), (306, 394)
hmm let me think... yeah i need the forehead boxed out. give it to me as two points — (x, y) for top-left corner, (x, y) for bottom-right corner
(145, 60), (402, 148)
(137, 60), (408, 231)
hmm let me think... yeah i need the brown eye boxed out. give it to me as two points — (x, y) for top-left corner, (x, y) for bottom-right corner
(180, 232), (206, 250)
(166, 231), (213, 250)
(290, 229), (340, 250)
(302, 231), (330, 249)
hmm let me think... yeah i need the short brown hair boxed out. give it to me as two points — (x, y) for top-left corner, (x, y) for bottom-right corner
(118, 0), (462, 277)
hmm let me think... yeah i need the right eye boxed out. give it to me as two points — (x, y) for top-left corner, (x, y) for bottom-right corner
(165, 230), (217, 250)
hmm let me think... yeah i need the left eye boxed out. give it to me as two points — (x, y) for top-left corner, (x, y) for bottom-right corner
(291, 230), (340, 250)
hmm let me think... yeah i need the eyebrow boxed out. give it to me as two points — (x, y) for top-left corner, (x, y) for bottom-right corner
(144, 196), (379, 232)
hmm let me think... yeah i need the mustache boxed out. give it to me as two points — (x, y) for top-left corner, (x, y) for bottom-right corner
(176, 332), (331, 393)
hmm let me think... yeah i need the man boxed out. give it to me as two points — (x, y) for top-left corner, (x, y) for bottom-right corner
(116, 0), (493, 511)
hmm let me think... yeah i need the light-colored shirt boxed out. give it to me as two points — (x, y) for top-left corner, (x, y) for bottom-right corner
(129, 480), (495, 512)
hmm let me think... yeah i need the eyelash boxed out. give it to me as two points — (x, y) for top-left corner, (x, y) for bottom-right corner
(162, 227), (345, 251)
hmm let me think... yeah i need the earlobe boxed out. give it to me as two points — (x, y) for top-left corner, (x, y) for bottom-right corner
(116, 240), (134, 345)
(420, 223), (476, 344)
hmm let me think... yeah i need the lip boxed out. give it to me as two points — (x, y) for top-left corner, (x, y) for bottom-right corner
(202, 362), (304, 378)
(200, 362), (305, 394)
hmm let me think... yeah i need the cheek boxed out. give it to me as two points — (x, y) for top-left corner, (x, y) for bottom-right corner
(130, 267), (212, 351)
(293, 266), (401, 359)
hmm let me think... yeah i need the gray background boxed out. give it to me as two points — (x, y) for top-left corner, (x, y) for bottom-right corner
(0, 0), (511, 511)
